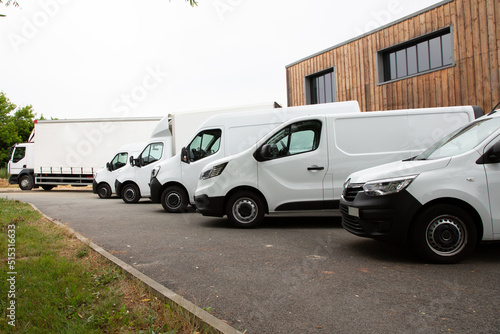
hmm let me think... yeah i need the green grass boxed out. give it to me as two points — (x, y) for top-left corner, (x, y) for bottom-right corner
(0, 167), (9, 180)
(0, 198), (210, 333)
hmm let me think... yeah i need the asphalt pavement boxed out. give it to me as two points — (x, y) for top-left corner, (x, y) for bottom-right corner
(2, 187), (500, 333)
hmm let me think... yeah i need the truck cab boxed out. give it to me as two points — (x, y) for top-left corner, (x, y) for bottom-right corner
(8, 143), (35, 190)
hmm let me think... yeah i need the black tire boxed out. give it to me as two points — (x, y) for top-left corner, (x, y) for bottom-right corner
(226, 191), (265, 228)
(97, 183), (112, 199)
(19, 175), (34, 191)
(411, 204), (477, 264)
(161, 186), (188, 213)
(41, 185), (54, 191)
(121, 184), (140, 204)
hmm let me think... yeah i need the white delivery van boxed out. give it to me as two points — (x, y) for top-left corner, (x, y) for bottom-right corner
(92, 142), (145, 198)
(7, 117), (161, 190)
(150, 101), (361, 212)
(340, 109), (500, 264)
(195, 106), (483, 228)
(114, 116), (173, 203)
(116, 102), (280, 203)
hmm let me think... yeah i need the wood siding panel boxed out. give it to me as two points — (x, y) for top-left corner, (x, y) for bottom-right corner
(286, 0), (499, 113)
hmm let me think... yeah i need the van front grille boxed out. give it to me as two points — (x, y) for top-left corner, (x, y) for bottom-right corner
(340, 203), (363, 233)
(342, 184), (363, 202)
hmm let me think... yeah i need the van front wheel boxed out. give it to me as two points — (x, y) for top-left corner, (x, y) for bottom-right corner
(122, 184), (140, 204)
(226, 191), (265, 228)
(97, 183), (112, 199)
(161, 186), (188, 213)
(412, 204), (477, 264)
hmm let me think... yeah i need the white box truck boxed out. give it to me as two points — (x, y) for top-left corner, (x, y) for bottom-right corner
(150, 101), (361, 212)
(194, 105), (483, 228)
(340, 108), (500, 264)
(7, 117), (161, 190)
(115, 102), (280, 203)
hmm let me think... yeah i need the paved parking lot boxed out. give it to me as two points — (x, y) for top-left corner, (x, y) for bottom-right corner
(2, 188), (500, 333)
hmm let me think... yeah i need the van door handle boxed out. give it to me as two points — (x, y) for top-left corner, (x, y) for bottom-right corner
(307, 166), (324, 171)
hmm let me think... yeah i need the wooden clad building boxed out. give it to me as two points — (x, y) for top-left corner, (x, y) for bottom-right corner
(286, 0), (499, 113)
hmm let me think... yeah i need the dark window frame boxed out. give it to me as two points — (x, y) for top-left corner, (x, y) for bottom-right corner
(378, 26), (454, 84)
(305, 68), (336, 105)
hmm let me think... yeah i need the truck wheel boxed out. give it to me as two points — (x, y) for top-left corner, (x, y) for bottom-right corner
(161, 186), (188, 213)
(411, 204), (477, 264)
(41, 185), (54, 191)
(19, 175), (34, 191)
(97, 183), (112, 199)
(226, 191), (265, 228)
(122, 184), (140, 204)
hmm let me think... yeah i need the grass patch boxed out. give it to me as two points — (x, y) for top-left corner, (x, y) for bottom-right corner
(0, 198), (211, 333)
(0, 167), (8, 180)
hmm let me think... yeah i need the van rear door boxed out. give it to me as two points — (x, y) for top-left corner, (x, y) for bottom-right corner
(257, 118), (329, 211)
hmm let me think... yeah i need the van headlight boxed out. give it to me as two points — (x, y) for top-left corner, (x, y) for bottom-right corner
(363, 175), (417, 196)
(200, 162), (228, 180)
(151, 166), (161, 180)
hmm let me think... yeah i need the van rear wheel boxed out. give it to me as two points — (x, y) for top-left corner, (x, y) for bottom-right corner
(226, 191), (265, 228)
(411, 204), (477, 264)
(161, 186), (188, 213)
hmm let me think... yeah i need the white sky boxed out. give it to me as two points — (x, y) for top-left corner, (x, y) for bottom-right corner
(1, 0), (443, 119)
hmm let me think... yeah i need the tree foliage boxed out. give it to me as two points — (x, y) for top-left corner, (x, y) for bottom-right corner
(0, 92), (35, 167)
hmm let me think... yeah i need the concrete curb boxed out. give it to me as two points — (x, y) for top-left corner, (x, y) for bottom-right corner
(28, 203), (245, 334)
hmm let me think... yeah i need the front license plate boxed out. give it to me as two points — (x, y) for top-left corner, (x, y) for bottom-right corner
(348, 206), (359, 218)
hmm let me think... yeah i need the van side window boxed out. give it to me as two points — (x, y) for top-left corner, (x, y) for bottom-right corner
(187, 129), (222, 162)
(265, 120), (322, 159)
(140, 142), (164, 166)
(12, 147), (26, 163)
(110, 152), (128, 170)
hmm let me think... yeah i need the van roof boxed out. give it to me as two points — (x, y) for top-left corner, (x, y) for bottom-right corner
(197, 101), (361, 129)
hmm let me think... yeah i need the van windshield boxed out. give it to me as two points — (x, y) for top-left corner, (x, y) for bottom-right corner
(415, 117), (500, 160)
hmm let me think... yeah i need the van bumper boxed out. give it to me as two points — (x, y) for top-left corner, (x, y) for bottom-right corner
(92, 180), (98, 194)
(340, 189), (422, 243)
(194, 194), (225, 217)
(8, 175), (18, 185)
(150, 177), (162, 203)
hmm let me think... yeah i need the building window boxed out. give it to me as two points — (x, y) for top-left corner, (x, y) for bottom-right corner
(379, 27), (454, 83)
(306, 68), (336, 105)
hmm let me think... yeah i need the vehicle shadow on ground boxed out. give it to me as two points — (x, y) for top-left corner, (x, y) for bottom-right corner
(200, 215), (344, 230)
(343, 238), (500, 264)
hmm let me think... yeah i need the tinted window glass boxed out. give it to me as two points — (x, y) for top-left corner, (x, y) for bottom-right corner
(187, 129), (222, 162)
(12, 147), (26, 163)
(429, 36), (443, 69)
(417, 41), (430, 72)
(111, 152), (128, 170)
(308, 69), (336, 105)
(140, 142), (164, 166)
(264, 121), (322, 159)
(407, 45), (418, 75)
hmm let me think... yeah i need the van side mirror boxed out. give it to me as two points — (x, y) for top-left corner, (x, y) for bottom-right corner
(254, 144), (274, 162)
(106, 162), (111, 171)
(181, 147), (190, 164)
(129, 156), (135, 167)
(477, 142), (500, 164)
